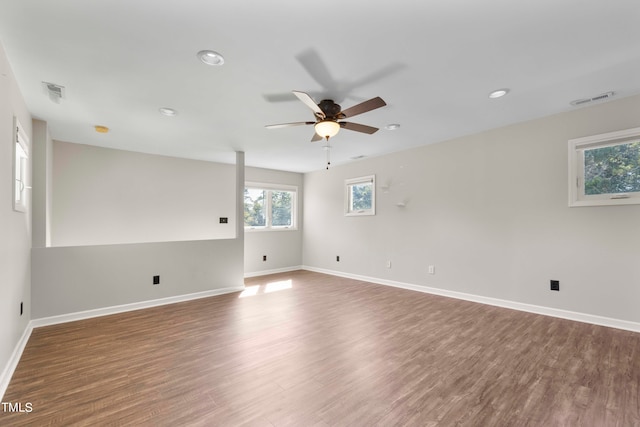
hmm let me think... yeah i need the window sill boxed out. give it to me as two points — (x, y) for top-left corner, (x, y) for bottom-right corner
(245, 227), (298, 232)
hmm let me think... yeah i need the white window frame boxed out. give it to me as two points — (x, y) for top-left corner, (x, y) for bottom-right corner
(244, 182), (297, 231)
(345, 175), (375, 216)
(568, 126), (640, 207)
(13, 118), (29, 213)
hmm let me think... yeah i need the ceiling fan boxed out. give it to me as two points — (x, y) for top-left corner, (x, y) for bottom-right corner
(265, 91), (387, 142)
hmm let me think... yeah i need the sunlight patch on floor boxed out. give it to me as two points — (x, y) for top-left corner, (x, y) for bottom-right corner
(239, 279), (293, 298)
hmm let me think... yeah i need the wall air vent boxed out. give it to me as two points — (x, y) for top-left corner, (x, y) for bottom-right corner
(42, 81), (66, 103)
(570, 91), (615, 107)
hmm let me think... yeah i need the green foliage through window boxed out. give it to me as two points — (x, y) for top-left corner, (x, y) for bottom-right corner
(350, 183), (372, 211)
(584, 141), (640, 195)
(244, 189), (266, 227)
(271, 191), (292, 226)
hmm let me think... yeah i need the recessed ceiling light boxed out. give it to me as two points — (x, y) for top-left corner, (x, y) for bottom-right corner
(385, 123), (400, 130)
(197, 50), (225, 66)
(94, 125), (109, 133)
(159, 107), (177, 116)
(488, 88), (510, 99)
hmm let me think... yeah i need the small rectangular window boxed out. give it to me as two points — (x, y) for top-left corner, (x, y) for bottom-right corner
(345, 175), (375, 216)
(244, 183), (297, 230)
(13, 118), (29, 213)
(569, 126), (640, 207)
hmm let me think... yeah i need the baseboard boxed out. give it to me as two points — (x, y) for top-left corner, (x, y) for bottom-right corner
(244, 265), (302, 278)
(302, 265), (640, 333)
(0, 323), (33, 401)
(30, 286), (245, 328)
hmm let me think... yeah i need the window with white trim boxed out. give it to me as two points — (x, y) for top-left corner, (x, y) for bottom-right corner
(13, 118), (29, 213)
(244, 183), (297, 230)
(569, 127), (640, 207)
(345, 175), (375, 216)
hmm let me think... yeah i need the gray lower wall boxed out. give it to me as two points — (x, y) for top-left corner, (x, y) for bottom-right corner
(303, 93), (640, 325)
(31, 239), (244, 319)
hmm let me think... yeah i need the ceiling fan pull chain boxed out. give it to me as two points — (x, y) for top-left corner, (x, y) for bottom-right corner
(326, 149), (330, 170)
(326, 137), (331, 170)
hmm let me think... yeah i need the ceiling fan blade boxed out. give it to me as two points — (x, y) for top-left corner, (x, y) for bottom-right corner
(340, 97), (386, 118)
(340, 122), (379, 134)
(265, 121), (315, 129)
(262, 92), (298, 103)
(295, 49), (338, 93)
(293, 91), (325, 118)
(343, 63), (406, 93)
(311, 132), (323, 142)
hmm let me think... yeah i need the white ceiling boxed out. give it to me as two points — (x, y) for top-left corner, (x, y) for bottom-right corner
(1, 0), (639, 173)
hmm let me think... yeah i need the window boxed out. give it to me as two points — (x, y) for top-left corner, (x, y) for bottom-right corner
(244, 183), (297, 230)
(13, 118), (29, 213)
(345, 175), (375, 216)
(569, 126), (640, 207)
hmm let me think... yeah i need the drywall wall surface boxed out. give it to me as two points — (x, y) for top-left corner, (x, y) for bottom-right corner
(244, 166), (303, 274)
(0, 40), (32, 393)
(303, 94), (640, 324)
(31, 119), (52, 248)
(51, 141), (236, 246)
(31, 238), (244, 319)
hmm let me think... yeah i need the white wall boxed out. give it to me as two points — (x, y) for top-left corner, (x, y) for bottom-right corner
(52, 141), (236, 246)
(303, 94), (640, 325)
(0, 41), (31, 393)
(244, 166), (303, 275)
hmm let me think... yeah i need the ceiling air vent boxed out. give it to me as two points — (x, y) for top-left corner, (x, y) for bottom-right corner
(42, 81), (65, 103)
(570, 91), (615, 107)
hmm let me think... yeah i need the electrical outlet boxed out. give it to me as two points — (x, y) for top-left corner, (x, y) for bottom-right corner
(550, 280), (560, 291)
(219, 217), (228, 224)
(336, 255), (340, 262)
(428, 265), (435, 275)
(20, 302), (23, 316)
(386, 260), (392, 269)
(153, 275), (160, 285)
(263, 255), (267, 261)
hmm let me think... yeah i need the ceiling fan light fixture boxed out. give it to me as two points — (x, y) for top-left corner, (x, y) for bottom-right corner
(197, 50), (225, 66)
(315, 120), (340, 139)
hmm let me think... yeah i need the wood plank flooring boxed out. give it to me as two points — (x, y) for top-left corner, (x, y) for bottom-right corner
(2, 270), (640, 426)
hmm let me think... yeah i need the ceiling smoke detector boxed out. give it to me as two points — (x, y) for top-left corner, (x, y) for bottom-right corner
(570, 91), (615, 106)
(42, 81), (65, 103)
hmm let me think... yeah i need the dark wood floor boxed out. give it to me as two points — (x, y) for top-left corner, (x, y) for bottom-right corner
(2, 270), (639, 426)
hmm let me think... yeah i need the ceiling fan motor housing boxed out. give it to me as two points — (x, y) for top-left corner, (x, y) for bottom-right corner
(318, 100), (342, 119)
